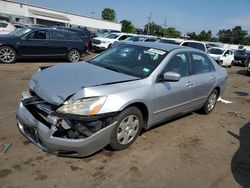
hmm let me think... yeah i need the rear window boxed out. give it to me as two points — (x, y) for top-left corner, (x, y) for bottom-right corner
(182, 42), (206, 52)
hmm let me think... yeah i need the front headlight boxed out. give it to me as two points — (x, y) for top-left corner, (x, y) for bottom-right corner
(57, 96), (107, 116)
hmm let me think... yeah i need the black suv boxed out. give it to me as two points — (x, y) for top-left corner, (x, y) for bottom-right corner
(52, 26), (93, 52)
(234, 49), (250, 67)
(0, 28), (86, 64)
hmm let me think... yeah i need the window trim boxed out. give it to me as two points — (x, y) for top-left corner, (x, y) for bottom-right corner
(190, 52), (216, 75)
(159, 52), (192, 79)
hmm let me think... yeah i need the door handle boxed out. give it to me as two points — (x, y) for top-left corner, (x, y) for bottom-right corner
(44, 42), (49, 45)
(211, 76), (216, 80)
(186, 81), (194, 87)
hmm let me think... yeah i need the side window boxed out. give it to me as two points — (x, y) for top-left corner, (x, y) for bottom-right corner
(51, 31), (65, 40)
(67, 33), (81, 41)
(191, 53), (215, 74)
(28, 30), (48, 40)
(118, 35), (129, 41)
(162, 53), (190, 77)
(224, 50), (230, 56)
(229, 50), (233, 55)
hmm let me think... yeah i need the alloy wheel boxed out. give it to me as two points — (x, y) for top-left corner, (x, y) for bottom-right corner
(116, 115), (140, 145)
(0, 47), (15, 63)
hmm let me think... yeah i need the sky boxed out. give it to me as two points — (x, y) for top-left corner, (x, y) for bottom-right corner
(16, 0), (250, 35)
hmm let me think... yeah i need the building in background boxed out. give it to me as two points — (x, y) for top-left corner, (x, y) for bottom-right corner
(0, 0), (121, 31)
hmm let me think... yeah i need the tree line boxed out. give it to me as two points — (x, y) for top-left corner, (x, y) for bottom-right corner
(101, 8), (250, 45)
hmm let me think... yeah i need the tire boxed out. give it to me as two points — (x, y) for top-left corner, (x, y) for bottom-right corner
(0, 46), (16, 64)
(67, 49), (80, 62)
(228, 61), (234, 68)
(200, 89), (219, 114)
(110, 107), (143, 150)
(244, 59), (250, 67)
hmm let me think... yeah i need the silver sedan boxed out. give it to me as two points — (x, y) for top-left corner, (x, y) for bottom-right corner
(16, 42), (227, 157)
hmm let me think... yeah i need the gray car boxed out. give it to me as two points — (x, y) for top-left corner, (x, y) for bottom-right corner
(16, 42), (227, 157)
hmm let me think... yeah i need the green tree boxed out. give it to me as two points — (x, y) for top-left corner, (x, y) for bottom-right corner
(163, 27), (181, 38)
(217, 29), (232, 43)
(198, 30), (212, 41)
(102, 8), (116, 21)
(120, 20), (136, 33)
(231, 26), (248, 44)
(187, 32), (199, 40)
(144, 22), (162, 35)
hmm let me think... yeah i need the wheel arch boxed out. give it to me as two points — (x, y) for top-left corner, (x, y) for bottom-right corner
(123, 102), (149, 129)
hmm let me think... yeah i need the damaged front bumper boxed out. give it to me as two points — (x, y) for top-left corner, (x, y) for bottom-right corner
(16, 92), (117, 157)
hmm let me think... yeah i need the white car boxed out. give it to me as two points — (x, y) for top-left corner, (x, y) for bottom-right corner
(92, 33), (133, 51)
(208, 47), (234, 67)
(0, 20), (15, 35)
(180, 41), (208, 52)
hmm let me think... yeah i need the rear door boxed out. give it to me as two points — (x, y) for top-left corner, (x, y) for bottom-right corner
(18, 30), (50, 57)
(190, 52), (217, 106)
(49, 30), (69, 56)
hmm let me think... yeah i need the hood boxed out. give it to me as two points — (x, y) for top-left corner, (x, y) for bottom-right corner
(29, 62), (138, 105)
(208, 54), (221, 60)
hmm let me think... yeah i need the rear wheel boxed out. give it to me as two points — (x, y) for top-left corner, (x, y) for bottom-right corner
(67, 49), (80, 62)
(200, 89), (219, 114)
(0, 46), (16, 64)
(110, 107), (143, 150)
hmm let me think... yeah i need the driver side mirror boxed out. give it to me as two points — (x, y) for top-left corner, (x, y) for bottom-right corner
(157, 72), (181, 82)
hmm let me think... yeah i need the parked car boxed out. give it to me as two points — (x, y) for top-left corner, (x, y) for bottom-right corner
(92, 32), (133, 51)
(207, 47), (234, 67)
(205, 43), (223, 50)
(52, 26), (93, 52)
(95, 29), (120, 37)
(0, 28), (86, 64)
(12, 22), (28, 29)
(234, 49), (250, 67)
(112, 35), (157, 48)
(16, 42), (227, 157)
(0, 20), (15, 35)
(180, 41), (207, 52)
(157, 38), (182, 45)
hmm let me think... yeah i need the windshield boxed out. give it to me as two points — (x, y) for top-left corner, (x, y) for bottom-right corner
(8, 28), (32, 37)
(208, 48), (224, 55)
(89, 44), (168, 78)
(105, 33), (120, 39)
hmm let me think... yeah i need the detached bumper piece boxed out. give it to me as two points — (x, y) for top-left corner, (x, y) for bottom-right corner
(16, 92), (117, 157)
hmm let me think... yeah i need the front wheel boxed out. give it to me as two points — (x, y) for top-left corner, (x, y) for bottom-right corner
(67, 49), (80, 62)
(200, 89), (219, 114)
(0, 46), (16, 64)
(110, 107), (143, 150)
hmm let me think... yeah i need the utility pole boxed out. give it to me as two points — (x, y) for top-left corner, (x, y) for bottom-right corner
(147, 12), (152, 35)
(90, 11), (95, 18)
(163, 18), (167, 37)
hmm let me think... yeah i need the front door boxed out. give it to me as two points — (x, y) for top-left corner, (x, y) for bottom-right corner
(152, 52), (195, 123)
(18, 30), (50, 57)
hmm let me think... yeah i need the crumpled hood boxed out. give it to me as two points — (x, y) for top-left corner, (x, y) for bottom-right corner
(29, 62), (138, 105)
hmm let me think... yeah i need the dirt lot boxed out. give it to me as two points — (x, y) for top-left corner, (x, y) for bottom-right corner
(0, 56), (249, 188)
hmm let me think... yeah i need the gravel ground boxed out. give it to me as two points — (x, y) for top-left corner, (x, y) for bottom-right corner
(0, 56), (249, 188)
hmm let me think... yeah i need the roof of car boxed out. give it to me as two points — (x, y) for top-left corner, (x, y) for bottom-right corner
(128, 42), (183, 52)
(28, 27), (78, 34)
